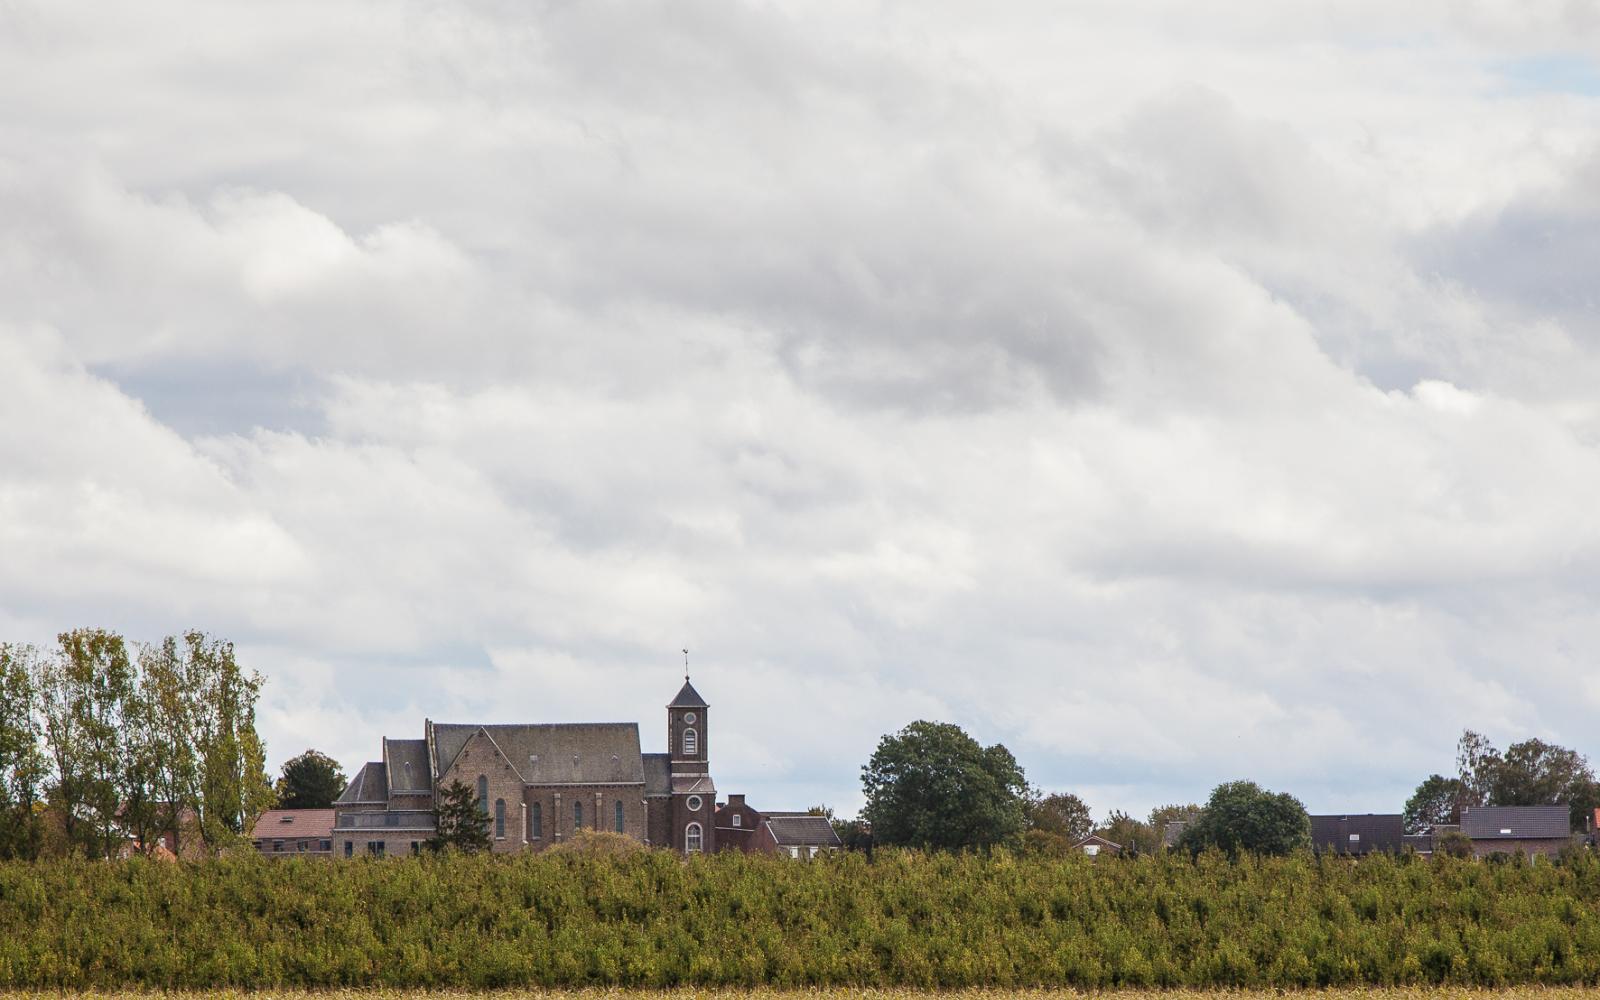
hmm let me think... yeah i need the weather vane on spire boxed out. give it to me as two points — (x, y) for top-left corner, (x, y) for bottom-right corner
(682, 648), (689, 682)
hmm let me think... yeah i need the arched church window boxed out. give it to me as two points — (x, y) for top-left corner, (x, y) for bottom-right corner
(683, 728), (697, 755)
(495, 798), (505, 839)
(615, 800), (625, 833)
(574, 800), (583, 830)
(530, 802), (542, 840)
(685, 822), (703, 853)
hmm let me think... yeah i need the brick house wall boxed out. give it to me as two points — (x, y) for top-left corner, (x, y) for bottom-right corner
(713, 794), (760, 852)
(522, 784), (646, 849)
(1470, 837), (1572, 860)
(439, 730), (528, 854)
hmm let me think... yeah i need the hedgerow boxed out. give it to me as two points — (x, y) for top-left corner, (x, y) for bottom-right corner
(1, 848), (1599, 988)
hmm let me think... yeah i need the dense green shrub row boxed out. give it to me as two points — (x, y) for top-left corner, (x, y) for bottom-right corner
(2, 848), (1600, 988)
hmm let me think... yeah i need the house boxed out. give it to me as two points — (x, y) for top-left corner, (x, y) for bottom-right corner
(1162, 820), (1188, 848)
(1073, 833), (1120, 857)
(250, 808), (335, 857)
(751, 814), (842, 858)
(332, 677), (717, 858)
(713, 793), (761, 853)
(1459, 805), (1572, 859)
(1309, 814), (1405, 856)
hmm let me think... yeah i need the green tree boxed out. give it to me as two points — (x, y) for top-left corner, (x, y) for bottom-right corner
(275, 750), (347, 809)
(1179, 779), (1310, 857)
(428, 779), (491, 854)
(861, 720), (1028, 851)
(1026, 790), (1093, 840)
(1404, 773), (1468, 833)
(136, 638), (202, 856)
(182, 631), (272, 848)
(1489, 738), (1599, 831)
(1452, 729), (1598, 832)
(0, 644), (46, 859)
(35, 629), (136, 858)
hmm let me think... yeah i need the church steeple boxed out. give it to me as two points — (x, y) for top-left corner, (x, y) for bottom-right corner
(667, 665), (708, 772)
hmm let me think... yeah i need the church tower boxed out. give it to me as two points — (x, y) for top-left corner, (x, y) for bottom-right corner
(668, 675), (713, 852)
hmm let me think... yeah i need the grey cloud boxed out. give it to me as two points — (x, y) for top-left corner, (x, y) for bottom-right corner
(6, 0), (1600, 817)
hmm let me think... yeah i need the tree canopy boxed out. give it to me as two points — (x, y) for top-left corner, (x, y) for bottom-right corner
(275, 750), (347, 810)
(0, 629), (270, 859)
(1450, 729), (1599, 832)
(861, 720), (1028, 851)
(1178, 779), (1310, 857)
(1403, 773), (1468, 834)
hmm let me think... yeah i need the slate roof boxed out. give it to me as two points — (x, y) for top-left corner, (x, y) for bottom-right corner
(430, 722), (644, 784)
(672, 775), (716, 795)
(643, 753), (672, 796)
(384, 738), (431, 794)
(764, 815), (842, 848)
(1460, 805), (1571, 840)
(669, 680), (708, 708)
(1309, 814), (1406, 855)
(335, 761), (388, 804)
(251, 808), (335, 840)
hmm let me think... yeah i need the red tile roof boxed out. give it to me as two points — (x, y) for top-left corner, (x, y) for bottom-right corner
(250, 808), (335, 840)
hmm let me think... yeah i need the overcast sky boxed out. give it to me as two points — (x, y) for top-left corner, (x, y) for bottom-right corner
(3, 1), (1600, 820)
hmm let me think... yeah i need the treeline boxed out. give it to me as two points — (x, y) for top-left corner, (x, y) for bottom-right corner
(0, 629), (270, 860)
(4, 848), (1600, 988)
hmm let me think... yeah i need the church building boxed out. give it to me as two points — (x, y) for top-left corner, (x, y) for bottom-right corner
(332, 678), (715, 857)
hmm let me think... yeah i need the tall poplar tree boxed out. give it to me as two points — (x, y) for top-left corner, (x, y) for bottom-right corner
(0, 644), (46, 859)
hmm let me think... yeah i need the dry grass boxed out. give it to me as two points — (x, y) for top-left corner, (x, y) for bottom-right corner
(11, 985), (1583, 995)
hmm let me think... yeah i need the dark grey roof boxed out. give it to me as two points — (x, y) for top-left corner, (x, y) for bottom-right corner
(431, 722), (644, 784)
(335, 761), (388, 804)
(765, 815), (842, 848)
(333, 809), (437, 832)
(1310, 814), (1406, 855)
(1402, 834), (1434, 853)
(384, 738), (431, 794)
(643, 753), (672, 795)
(1460, 805), (1570, 840)
(672, 775), (715, 795)
(669, 680), (708, 708)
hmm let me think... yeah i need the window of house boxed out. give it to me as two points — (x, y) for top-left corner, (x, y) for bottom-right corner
(344, 841), (353, 858)
(574, 800), (583, 831)
(319, 840), (331, 852)
(495, 798), (506, 839)
(477, 775), (489, 815)
(732, 814), (742, 828)
(272, 840), (284, 851)
(683, 728), (698, 755)
(1349, 834), (1360, 842)
(369, 841), (385, 857)
(530, 802), (542, 839)
(615, 800), (625, 833)
(297, 840), (308, 851)
(686, 822), (703, 853)
(788, 845), (799, 858)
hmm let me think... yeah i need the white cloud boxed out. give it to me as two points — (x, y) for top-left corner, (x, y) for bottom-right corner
(3, 0), (1600, 819)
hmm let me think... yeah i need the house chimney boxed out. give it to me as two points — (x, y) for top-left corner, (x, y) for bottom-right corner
(728, 793), (745, 807)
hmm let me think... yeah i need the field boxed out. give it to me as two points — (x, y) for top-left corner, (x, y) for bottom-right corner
(9, 985), (1600, 992)
(4, 850), (1600, 989)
